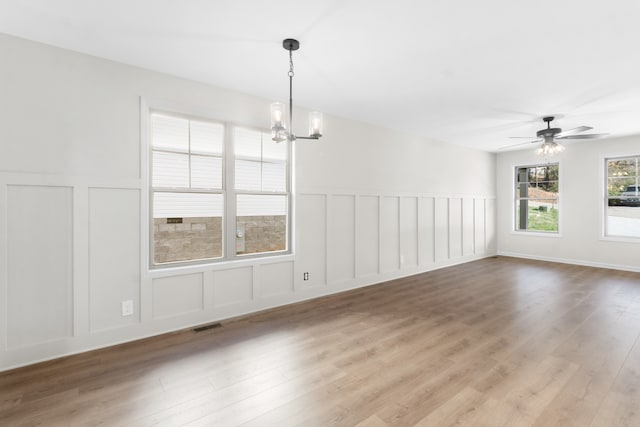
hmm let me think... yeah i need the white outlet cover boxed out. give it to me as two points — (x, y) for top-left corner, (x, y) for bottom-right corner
(121, 300), (134, 316)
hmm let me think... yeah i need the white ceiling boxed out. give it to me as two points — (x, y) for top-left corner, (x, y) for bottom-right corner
(2, 0), (640, 152)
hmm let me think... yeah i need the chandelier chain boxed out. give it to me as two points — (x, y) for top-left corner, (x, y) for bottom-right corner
(288, 49), (294, 77)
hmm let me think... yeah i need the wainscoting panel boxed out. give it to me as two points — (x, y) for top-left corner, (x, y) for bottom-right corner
(89, 188), (141, 331)
(434, 198), (449, 262)
(356, 196), (380, 278)
(449, 198), (463, 259)
(295, 194), (327, 288)
(213, 267), (253, 307)
(418, 197), (435, 266)
(486, 198), (497, 250)
(462, 198), (475, 256)
(474, 198), (486, 253)
(152, 273), (204, 319)
(400, 197), (418, 268)
(6, 185), (73, 349)
(380, 196), (400, 273)
(260, 262), (294, 297)
(327, 195), (355, 283)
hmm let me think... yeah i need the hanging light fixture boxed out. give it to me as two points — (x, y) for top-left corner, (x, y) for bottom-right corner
(271, 39), (323, 143)
(537, 138), (565, 157)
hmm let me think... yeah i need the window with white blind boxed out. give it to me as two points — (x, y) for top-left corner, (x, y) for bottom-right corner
(234, 127), (289, 255)
(150, 111), (290, 266)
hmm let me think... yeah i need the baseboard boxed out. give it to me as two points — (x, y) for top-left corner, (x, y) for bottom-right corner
(497, 251), (640, 273)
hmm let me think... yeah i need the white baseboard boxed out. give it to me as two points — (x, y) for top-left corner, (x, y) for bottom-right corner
(497, 251), (640, 273)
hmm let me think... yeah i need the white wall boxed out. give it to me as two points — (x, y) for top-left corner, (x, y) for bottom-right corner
(0, 33), (496, 371)
(496, 135), (640, 271)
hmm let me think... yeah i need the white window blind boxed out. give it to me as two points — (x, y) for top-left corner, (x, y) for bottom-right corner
(237, 194), (287, 216)
(234, 127), (288, 192)
(151, 113), (225, 220)
(151, 114), (223, 190)
(154, 192), (223, 218)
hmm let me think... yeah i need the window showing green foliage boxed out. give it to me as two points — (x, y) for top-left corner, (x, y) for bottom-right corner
(515, 164), (559, 233)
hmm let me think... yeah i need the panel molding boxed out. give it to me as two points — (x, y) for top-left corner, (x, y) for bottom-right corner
(0, 183), (496, 371)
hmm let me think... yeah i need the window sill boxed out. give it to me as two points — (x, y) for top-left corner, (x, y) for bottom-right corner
(145, 252), (295, 279)
(600, 236), (640, 244)
(510, 230), (562, 238)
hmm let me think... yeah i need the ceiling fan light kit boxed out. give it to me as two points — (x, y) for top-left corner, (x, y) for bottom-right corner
(270, 38), (323, 143)
(502, 116), (607, 156)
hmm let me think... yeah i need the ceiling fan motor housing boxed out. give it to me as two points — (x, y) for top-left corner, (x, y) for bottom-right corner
(537, 127), (561, 138)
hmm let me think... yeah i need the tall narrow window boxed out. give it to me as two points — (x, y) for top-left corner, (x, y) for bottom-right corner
(151, 113), (224, 264)
(606, 156), (640, 238)
(234, 127), (290, 255)
(515, 163), (559, 233)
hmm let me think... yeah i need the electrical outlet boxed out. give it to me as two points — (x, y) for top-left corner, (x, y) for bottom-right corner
(121, 300), (134, 316)
(400, 255), (405, 264)
(303, 272), (309, 281)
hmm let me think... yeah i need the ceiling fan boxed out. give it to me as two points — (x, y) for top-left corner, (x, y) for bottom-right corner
(500, 116), (607, 155)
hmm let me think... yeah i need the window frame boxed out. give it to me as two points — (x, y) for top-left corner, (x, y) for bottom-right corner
(604, 154), (640, 240)
(513, 162), (561, 235)
(145, 105), (292, 270)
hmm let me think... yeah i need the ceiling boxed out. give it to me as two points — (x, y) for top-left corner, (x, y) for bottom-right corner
(2, 0), (640, 152)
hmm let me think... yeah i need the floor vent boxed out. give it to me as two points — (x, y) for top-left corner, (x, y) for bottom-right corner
(192, 323), (222, 333)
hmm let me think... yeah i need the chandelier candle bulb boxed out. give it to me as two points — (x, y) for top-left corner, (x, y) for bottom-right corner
(309, 112), (323, 138)
(270, 102), (286, 131)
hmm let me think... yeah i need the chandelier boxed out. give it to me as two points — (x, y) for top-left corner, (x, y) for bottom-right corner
(271, 39), (323, 143)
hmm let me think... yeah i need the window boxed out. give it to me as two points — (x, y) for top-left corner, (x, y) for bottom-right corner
(234, 127), (289, 256)
(606, 156), (640, 238)
(150, 111), (290, 266)
(515, 163), (559, 233)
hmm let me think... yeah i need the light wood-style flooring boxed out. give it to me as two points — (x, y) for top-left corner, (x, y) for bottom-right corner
(1, 257), (640, 426)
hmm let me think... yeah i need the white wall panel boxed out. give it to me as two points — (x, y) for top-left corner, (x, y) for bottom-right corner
(153, 273), (203, 319)
(474, 199), (486, 253)
(7, 185), (73, 349)
(381, 197), (400, 272)
(486, 198), (497, 250)
(89, 188), (141, 331)
(449, 198), (463, 259)
(418, 197), (435, 265)
(400, 197), (418, 267)
(213, 267), (253, 307)
(434, 198), (450, 262)
(327, 195), (355, 283)
(462, 198), (475, 256)
(261, 262), (294, 297)
(356, 196), (379, 277)
(296, 194), (326, 287)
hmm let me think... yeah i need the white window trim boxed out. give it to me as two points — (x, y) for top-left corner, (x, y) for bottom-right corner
(140, 98), (293, 274)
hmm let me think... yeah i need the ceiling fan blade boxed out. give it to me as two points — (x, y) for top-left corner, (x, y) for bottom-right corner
(498, 140), (542, 150)
(509, 136), (536, 139)
(557, 133), (608, 140)
(555, 126), (592, 138)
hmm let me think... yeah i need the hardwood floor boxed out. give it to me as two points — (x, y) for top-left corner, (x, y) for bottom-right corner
(1, 256), (640, 426)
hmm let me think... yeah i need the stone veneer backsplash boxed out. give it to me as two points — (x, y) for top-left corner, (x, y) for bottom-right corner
(153, 216), (286, 264)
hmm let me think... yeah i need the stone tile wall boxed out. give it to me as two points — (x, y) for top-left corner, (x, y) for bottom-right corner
(153, 215), (286, 264)
(154, 217), (222, 264)
(236, 215), (287, 255)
